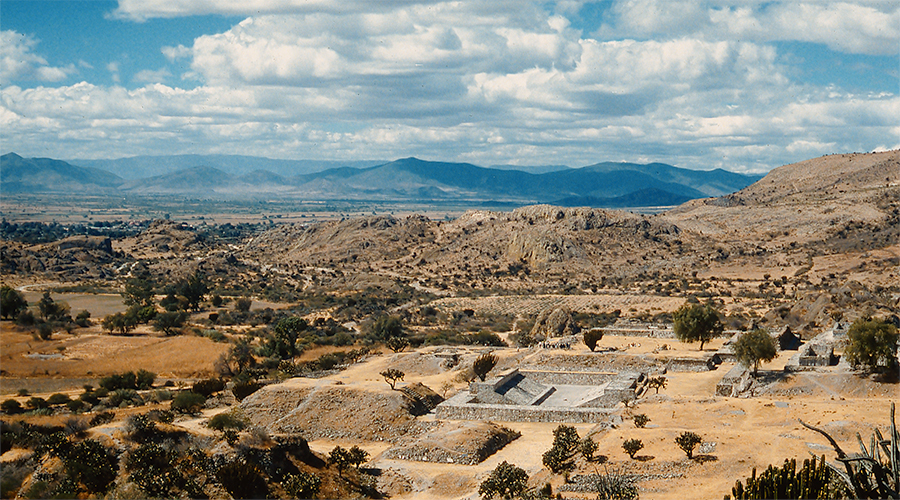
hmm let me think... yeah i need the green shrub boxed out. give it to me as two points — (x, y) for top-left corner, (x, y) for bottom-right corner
(232, 381), (262, 401)
(675, 431), (702, 459)
(282, 471), (321, 499)
(584, 329), (604, 351)
(1, 399), (23, 415)
(25, 397), (48, 411)
(479, 461), (529, 500)
(171, 392), (206, 414)
(89, 411), (115, 427)
(633, 414), (650, 428)
(207, 411), (248, 431)
(47, 393), (71, 406)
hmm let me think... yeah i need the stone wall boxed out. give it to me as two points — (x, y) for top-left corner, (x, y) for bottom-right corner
(519, 369), (619, 386)
(435, 396), (623, 424)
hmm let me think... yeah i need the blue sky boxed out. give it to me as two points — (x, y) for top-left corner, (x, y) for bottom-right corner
(1, 0), (897, 173)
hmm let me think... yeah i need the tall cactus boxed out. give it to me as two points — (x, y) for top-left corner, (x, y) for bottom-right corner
(800, 401), (899, 499)
(730, 455), (834, 499)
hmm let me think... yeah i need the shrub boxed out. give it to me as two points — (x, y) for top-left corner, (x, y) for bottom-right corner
(232, 381), (263, 401)
(592, 468), (639, 500)
(66, 399), (86, 412)
(25, 397), (48, 410)
(675, 431), (702, 459)
(328, 446), (353, 477)
(1, 399), (23, 415)
(647, 376), (667, 394)
(622, 439), (643, 459)
(107, 389), (141, 408)
(63, 439), (118, 494)
(64, 417), (89, 437)
(387, 336), (410, 353)
(633, 414), (650, 428)
(170, 392), (206, 414)
(75, 310), (91, 327)
(235, 297), (252, 312)
(0, 285), (28, 319)
(216, 459), (268, 500)
(580, 436), (599, 461)
(153, 311), (186, 335)
(282, 471), (321, 499)
(479, 461), (529, 500)
(543, 425), (580, 474)
(207, 411), (248, 431)
(192, 378), (226, 398)
(89, 411), (115, 427)
(730, 455), (840, 499)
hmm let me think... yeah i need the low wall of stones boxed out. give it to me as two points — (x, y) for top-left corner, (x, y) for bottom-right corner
(519, 369), (619, 386)
(435, 399), (622, 424)
(660, 357), (718, 372)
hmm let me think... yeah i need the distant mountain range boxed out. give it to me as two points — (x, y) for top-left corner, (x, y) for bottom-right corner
(1, 153), (762, 208)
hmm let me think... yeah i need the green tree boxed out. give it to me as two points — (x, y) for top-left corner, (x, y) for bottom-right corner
(675, 431), (702, 459)
(474, 352), (498, 381)
(122, 277), (155, 308)
(380, 368), (405, 390)
(37, 292), (70, 322)
(153, 311), (186, 335)
(580, 436), (599, 462)
(371, 315), (403, 340)
(584, 329), (604, 352)
(0, 285), (27, 319)
(673, 302), (724, 350)
(479, 461), (529, 499)
(178, 271), (208, 311)
(102, 311), (138, 335)
(235, 297), (252, 312)
(844, 317), (899, 373)
(269, 317), (308, 359)
(732, 329), (778, 376)
(542, 425), (580, 474)
(63, 439), (118, 494)
(633, 414), (650, 428)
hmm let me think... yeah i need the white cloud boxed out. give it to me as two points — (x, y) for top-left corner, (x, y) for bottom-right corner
(0, 30), (75, 83)
(2, 1), (897, 173)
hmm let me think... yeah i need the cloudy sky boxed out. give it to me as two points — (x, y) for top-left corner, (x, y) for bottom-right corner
(1, 1), (897, 173)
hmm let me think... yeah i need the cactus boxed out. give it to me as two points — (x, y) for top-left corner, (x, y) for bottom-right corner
(730, 455), (835, 499)
(800, 401), (899, 499)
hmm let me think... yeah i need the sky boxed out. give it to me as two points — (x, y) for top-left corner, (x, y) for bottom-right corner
(1, 0), (898, 173)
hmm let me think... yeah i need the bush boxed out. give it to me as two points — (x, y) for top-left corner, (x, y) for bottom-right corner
(207, 411), (248, 431)
(89, 411), (115, 427)
(216, 460), (268, 500)
(479, 461), (529, 499)
(647, 376), (667, 394)
(192, 378), (226, 398)
(543, 425), (580, 474)
(25, 397), (48, 411)
(282, 471), (321, 499)
(1, 399), (23, 415)
(675, 431), (702, 459)
(232, 381), (263, 401)
(632, 414), (650, 428)
(63, 439), (118, 494)
(622, 439), (644, 459)
(0, 285), (28, 319)
(171, 392), (206, 414)
(235, 297), (252, 312)
(107, 389), (141, 408)
(47, 393), (71, 406)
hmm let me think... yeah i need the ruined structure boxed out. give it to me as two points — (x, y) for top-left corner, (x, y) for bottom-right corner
(435, 368), (646, 423)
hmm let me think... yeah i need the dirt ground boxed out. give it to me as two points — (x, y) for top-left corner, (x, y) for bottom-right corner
(293, 337), (896, 500)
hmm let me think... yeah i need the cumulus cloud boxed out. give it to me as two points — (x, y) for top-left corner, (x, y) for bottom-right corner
(0, 30), (75, 83)
(2, 1), (897, 172)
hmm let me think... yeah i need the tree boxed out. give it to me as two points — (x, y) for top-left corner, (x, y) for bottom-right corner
(0, 285), (27, 319)
(371, 315), (403, 340)
(543, 425), (580, 474)
(583, 329), (604, 352)
(380, 368), (405, 390)
(347, 445), (369, 469)
(178, 271), (208, 311)
(474, 352), (498, 381)
(479, 461), (529, 499)
(675, 431), (702, 459)
(282, 471), (321, 499)
(102, 311), (138, 335)
(647, 376), (667, 394)
(37, 292), (69, 322)
(328, 446), (352, 477)
(673, 302), (724, 350)
(153, 311), (186, 335)
(732, 328), (778, 376)
(387, 336), (410, 353)
(622, 439), (643, 459)
(270, 317), (307, 359)
(63, 439), (119, 494)
(122, 277), (155, 308)
(844, 317), (899, 373)
(171, 392), (206, 414)
(632, 414), (650, 428)
(580, 436), (599, 462)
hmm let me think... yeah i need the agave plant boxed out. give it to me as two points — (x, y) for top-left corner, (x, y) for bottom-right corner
(800, 401), (899, 499)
